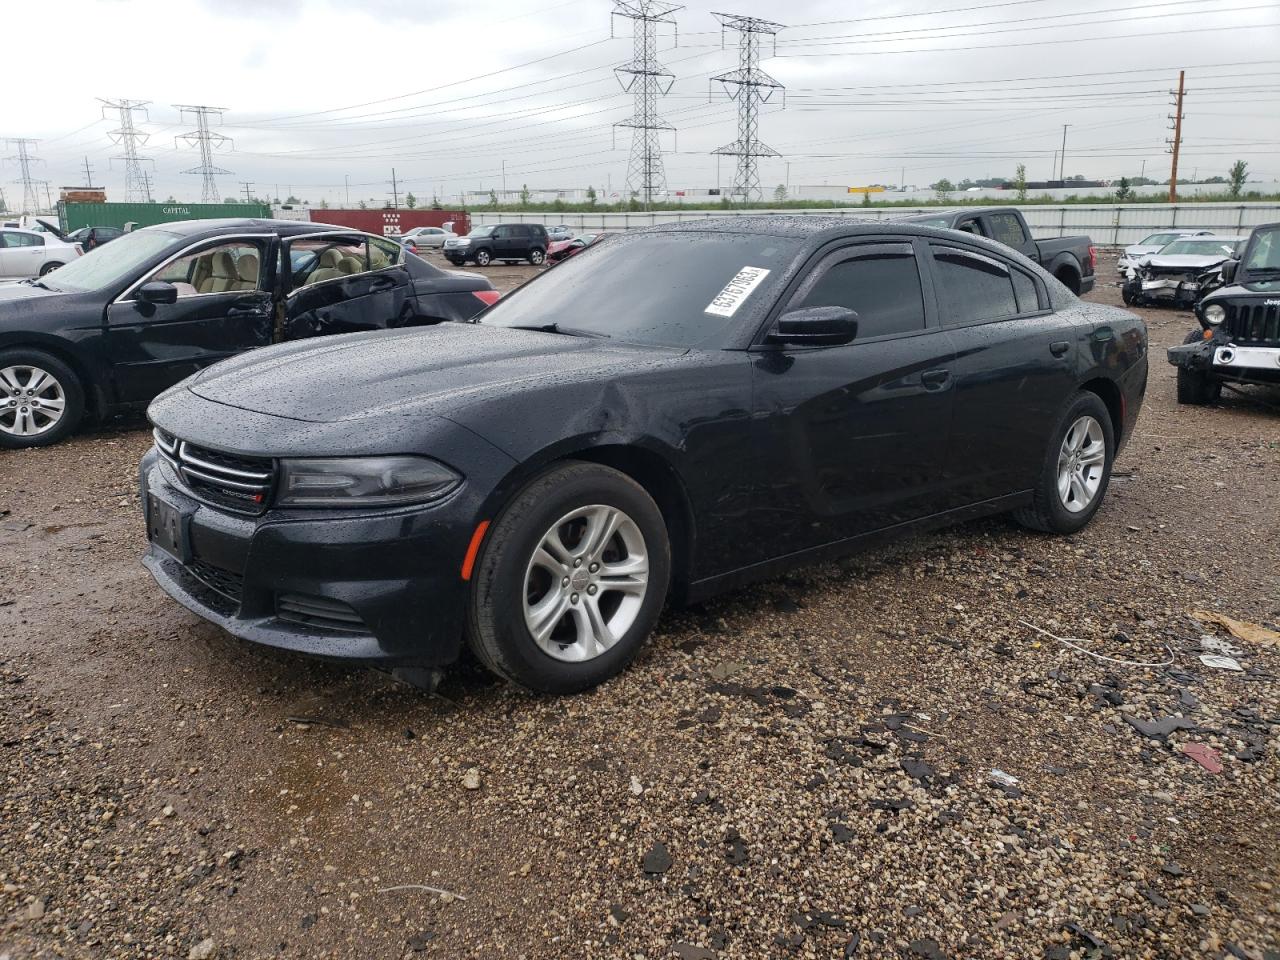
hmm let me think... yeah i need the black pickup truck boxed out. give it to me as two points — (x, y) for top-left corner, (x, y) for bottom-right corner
(1167, 220), (1280, 404)
(898, 207), (1096, 295)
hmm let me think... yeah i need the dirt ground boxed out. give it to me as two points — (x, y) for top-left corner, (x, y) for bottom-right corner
(2, 251), (1278, 960)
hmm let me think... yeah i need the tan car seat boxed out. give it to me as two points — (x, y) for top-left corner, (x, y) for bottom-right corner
(306, 248), (345, 285)
(201, 251), (239, 293)
(337, 255), (363, 275)
(233, 252), (259, 290)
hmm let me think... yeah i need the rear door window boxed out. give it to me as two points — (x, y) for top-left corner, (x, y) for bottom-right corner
(989, 213), (1028, 247)
(930, 245), (1020, 325)
(795, 245), (926, 339)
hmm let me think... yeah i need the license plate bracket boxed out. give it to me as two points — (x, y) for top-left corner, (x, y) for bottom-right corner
(148, 492), (193, 563)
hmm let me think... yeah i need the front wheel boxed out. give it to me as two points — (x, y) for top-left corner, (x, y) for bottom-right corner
(39, 261), (64, 276)
(0, 348), (86, 449)
(467, 462), (671, 694)
(473, 249), (492, 266)
(1014, 391), (1114, 534)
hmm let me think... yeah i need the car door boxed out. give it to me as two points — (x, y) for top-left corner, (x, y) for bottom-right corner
(488, 225), (514, 260)
(104, 237), (277, 404)
(0, 230), (46, 278)
(928, 242), (1079, 505)
(749, 240), (957, 559)
(282, 232), (412, 338)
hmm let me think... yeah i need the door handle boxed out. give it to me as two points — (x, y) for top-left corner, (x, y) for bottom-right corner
(228, 303), (270, 318)
(1049, 340), (1070, 357)
(368, 277), (396, 291)
(920, 368), (951, 389)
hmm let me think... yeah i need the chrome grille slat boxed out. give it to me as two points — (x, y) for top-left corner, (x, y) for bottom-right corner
(152, 429), (275, 514)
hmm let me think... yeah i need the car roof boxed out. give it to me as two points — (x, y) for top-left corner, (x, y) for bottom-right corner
(1164, 235), (1247, 242)
(644, 214), (973, 244)
(138, 218), (352, 238)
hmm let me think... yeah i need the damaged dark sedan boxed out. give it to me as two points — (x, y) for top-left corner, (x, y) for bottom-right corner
(0, 218), (498, 448)
(141, 216), (1148, 694)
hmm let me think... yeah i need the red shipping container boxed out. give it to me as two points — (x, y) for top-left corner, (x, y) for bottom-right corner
(308, 209), (471, 238)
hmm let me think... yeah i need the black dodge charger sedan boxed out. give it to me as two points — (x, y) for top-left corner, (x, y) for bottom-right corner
(141, 217), (1148, 694)
(0, 218), (497, 448)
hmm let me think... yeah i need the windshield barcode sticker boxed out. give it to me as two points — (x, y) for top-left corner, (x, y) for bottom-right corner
(705, 266), (771, 317)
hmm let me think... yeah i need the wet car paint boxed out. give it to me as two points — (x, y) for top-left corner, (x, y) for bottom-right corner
(142, 216), (1148, 671)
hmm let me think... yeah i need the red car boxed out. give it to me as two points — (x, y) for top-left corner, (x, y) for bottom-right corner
(546, 232), (612, 264)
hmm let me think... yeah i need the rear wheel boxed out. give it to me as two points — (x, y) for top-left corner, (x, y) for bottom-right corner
(0, 348), (85, 449)
(467, 461), (671, 694)
(39, 261), (64, 276)
(474, 249), (492, 266)
(1014, 391), (1114, 534)
(528, 248), (546, 265)
(1055, 268), (1081, 295)
(1175, 328), (1221, 405)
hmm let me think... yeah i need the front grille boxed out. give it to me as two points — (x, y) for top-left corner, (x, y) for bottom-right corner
(276, 593), (371, 634)
(155, 429), (275, 513)
(187, 558), (245, 604)
(1224, 302), (1280, 344)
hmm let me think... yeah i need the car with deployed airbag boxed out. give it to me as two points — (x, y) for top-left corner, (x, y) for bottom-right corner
(0, 218), (498, 448)
(140, 216), (1147, 695)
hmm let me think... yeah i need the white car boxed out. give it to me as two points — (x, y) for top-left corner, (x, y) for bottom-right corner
(0, 227), (82, 279)
(398, 226), (452, 250)
(1116, 229), (1212, 275)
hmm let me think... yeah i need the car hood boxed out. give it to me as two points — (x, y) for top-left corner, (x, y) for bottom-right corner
(1139, 254), (1231, 269)
(185, 322), (681, 424)
(1204, 279), (1280, 301)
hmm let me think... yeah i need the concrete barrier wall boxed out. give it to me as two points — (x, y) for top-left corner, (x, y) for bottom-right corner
(471, 203), (1280, 247)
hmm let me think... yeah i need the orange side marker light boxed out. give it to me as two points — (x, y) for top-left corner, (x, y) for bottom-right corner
(461, 521), (491, 581)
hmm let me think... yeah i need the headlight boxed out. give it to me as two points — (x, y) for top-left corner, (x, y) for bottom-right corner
(1203, 304), (1226, 325)
(277, 456), (461, 508)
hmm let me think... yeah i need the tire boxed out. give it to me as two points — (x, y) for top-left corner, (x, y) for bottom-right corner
(474, 249), (492, 266)
(39, 261), (64, 276)
(1175, 328), (1221, 406)
(0, 348), (86, 449)
(528, 247), (546, 265)
(467, 461), (672, 694)
(1013, 391), (1115, 535)
(1055, 269), (1081, 295)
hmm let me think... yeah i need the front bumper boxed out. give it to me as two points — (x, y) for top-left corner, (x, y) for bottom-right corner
(139, 450), (472, 667)
(1123, 276), (1200, 304)
(1166, 337), (1280, 383)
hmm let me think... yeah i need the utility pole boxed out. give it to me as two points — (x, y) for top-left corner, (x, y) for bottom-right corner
(4, 138), (46, 214)
(711, 12), (785, 202)
(240, 180), (255, 203)
(388, 167), (400, 208)
(613, 0), (682, 209)
(501, 159), (507, 198)
(1058, 124), (1070, 181)
(100, 98), (153, 202)
(344, 174), (350, 207)
(1167, 69), (1186, 203)
(82, 156), (96, 187)
(174, 105), (233, 203)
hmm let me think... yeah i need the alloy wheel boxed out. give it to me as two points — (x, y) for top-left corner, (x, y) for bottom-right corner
(1056, 415), (1105, 513)
(523, 504), (650, 662)
(0, 365), (66, 438)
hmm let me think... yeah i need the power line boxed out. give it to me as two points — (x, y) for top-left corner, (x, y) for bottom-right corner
(613, 0), (682, 207)
(174, 105), (233, 203)
(100, 98), (153, 202)
(710, 12), (785, 201)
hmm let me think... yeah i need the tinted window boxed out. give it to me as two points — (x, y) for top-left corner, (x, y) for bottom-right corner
(989, 213), (1027, 247)
(956, 220), (984, 236)
(480, 232), (802, 348)
(798, 253), (925, 338)
(1012, 270), (1040, 313)
(932, 246), (1019, 324)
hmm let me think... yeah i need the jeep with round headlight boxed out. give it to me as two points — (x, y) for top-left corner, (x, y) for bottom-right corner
(1166, 221), (1280, 405)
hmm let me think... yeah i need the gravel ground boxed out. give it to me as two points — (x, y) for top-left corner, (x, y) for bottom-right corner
(2, 251), (1278, 960)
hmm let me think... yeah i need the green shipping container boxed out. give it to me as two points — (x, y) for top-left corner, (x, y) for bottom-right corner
(58, 201), (273, 233)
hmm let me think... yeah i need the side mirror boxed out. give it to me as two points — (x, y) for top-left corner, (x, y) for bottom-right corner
(770, 305), (859, 346)
(1219, 259), (1238, 283)
(137, 281), (178, 306)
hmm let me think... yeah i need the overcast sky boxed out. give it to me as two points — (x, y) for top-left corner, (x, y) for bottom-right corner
(5, 0), (1279, 205)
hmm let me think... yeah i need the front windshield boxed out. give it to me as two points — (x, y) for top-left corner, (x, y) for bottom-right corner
(480, 232), (802, 348)
(467, 227), (495, 238)
(1157, 239), (1238, 257)
(39, 229), (180, 292)
(1140, 233), (1179, 246)
(1244, 228), (1279, 272)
